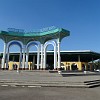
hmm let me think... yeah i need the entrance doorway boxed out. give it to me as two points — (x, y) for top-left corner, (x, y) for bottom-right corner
(71, 63), (78, 70)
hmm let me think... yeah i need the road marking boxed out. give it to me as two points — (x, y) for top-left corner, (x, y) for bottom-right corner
(1, 85), (8, 87)
(0, 85), (41, 88)
(22, 86), (25, 87)
(10, 85), (17, 87)
(28, 86), (41, 88)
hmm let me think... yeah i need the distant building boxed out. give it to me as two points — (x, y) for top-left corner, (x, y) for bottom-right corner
(0, 50), (100, 71)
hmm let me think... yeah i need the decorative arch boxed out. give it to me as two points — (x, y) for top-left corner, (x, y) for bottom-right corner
(7, 37), (23, 43)
(26, 41), (40, 69)
(6, 40), (23, 70)
(0, 27), (70, 70)
(27, 41), (39, 49)
(0, 39), (4, 51)
(25, 39), (38, 45)
(8, 40), (23, 48)
(43, 40), (57, 70)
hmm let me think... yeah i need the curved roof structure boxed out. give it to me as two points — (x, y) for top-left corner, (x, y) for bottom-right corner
(0, 28), (70, 44)
(0, 28), (69, 37)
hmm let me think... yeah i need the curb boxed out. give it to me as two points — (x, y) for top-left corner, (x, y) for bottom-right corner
(0, 82), (96, 88)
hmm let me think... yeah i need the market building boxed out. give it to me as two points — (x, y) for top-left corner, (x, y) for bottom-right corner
(0, 50), (100, 71)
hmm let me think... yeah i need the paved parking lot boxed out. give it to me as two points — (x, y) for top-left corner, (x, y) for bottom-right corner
(0, 70), (100, 82)
(0, 70), (100, 88)
(0, 70), (100, 100)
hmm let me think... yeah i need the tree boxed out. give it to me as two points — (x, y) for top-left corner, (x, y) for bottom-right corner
(0, 53), (3, 59)
(94, 59), (100, 70)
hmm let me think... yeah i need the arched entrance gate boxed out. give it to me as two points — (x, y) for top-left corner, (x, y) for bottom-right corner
(0, 27), (70, 70)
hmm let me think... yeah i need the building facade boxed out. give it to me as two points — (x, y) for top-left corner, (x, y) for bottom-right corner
(0, 50), (100, 71)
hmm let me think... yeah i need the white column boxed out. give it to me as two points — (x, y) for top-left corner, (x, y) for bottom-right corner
(2, 42), (7, 69)
(57, 39), (61, 70)
(12, 56), (15, 62)
(32, 55), (35, 69)
(43, 46), (46, 69)
(37, 46), (40, 70)
(40, 44), (44, 69)
(25, 49), (29, 69)
(6, 48), (9, 69)
(54, 44), (57, 70)
(78, 55), (80, 62)
(22, 45), (26, 69)
(19, 48), (22, 69)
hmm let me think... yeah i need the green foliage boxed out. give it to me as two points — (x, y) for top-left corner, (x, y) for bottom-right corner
(0, 53), (3, 58)
(94, 59), (100, 69)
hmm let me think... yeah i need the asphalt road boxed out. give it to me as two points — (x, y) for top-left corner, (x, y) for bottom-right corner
(0, 86), (100, 100)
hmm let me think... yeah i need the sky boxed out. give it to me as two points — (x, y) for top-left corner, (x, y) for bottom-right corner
(0, 0), (100, 52)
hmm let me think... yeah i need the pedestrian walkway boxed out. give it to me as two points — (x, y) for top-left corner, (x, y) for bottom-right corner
(0, 70), (100, 88)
